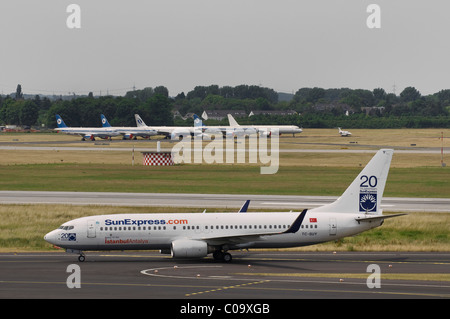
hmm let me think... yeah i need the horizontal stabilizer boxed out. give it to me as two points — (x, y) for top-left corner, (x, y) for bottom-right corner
(355, 213), (406, 223)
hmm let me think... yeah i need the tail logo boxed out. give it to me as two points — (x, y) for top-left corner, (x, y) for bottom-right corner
(359, 193), (377, 212)
(359, 175), (378, 213)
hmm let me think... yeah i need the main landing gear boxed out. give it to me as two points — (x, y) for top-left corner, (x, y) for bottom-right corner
(213, 250), (232, 263)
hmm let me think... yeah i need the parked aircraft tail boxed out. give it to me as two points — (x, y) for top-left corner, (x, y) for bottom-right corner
(227, 114), (240, 127)
(135, 114), (147, 127)
(310, 149), (393, 215)
(100, 114), (111, 127)
(193, 114), (204, 127)
(55, 114), (68, 128)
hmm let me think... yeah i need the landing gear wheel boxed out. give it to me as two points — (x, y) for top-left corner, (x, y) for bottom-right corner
(213, 251), (232, 263)
(78, 255), (85, 262)
(223, 253), (232, 263)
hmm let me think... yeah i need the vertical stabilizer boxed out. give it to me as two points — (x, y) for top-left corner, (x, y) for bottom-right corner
(100, 114), (111, 127)
(135, 114), (147, 127)
(227, 114), (240, 127)
(55, 114), (68, 128)
(310, 149), (393, 215)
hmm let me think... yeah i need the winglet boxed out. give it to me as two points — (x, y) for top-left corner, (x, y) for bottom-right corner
(283, 209), (307, 234)
(238, 200), (250, 213)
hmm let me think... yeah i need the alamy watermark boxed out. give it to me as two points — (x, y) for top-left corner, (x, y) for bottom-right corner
(66, 264), (81, 288)
(171, 128), (279, 174)
(366, 264), (381, 288)
(65, 4), (381, 30)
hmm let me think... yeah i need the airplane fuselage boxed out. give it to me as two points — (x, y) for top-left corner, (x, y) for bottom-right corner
(45, 212), (380, 252)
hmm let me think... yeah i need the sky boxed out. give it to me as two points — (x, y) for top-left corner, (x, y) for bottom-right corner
(1, 0), (450, 97)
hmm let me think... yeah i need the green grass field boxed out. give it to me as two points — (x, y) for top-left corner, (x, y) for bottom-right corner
(0, 163), (448, 198)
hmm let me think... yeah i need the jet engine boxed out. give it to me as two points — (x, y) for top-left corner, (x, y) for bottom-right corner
(122, 134), (134, 140)
(258, 129), (271, 138)
(170, 239), (212, 258)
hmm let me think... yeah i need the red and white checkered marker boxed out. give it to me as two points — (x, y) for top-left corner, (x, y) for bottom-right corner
(142, 152), (174, 166)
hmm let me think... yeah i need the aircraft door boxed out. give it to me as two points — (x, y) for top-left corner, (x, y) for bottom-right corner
(329, 218), (337, 236)
(87, 220), (97, 238)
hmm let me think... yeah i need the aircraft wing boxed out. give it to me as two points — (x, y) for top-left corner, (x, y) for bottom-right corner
(201, 209), (307, 246)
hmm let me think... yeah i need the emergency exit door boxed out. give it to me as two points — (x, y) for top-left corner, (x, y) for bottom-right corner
(87, 220), (96, 238)
(329, 218), (337, 236)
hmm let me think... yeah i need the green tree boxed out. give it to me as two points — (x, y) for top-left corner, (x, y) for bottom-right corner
(400, 86), (421, 102)
(140, 94), (173, 126)
(15, 84), (23, 100)
(20, 100), (39, 126)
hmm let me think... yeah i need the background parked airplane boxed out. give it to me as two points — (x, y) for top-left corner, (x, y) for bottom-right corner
(338, 127), (352, 136)
(135, 114), (210, 140)
(100, 114), (157, 139)
(44, 149), (405, 263)
(54, 114), (120, 141)
(227, 114), (302, 137)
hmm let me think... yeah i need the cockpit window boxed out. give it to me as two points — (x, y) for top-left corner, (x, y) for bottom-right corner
(58, 225), (74, 230)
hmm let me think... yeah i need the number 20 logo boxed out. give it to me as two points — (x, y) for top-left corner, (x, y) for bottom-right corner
(360, 175), (377, 188)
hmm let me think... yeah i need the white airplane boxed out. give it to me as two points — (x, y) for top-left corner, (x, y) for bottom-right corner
(227, 114), (302, 137)
(100, 114), (157, 140)
(135, 114), (210, 140)
(54, 114), (121, 141)
(338, 127), (352, 137)
(44, 149), (405, 262)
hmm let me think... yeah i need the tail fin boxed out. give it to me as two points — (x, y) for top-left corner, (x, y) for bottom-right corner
(55, 114), (68, 128)
(310, 149), (393, 215)
(227, 114), (240, 127)
(193, 114), (204, 127)
(101, 114), (111, 127)
(135, 114), (147, 127)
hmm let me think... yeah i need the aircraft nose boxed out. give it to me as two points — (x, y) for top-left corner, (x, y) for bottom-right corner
(44, 230), (59, 245)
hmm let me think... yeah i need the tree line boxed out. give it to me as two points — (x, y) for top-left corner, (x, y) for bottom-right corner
(0, 84), (449, 129)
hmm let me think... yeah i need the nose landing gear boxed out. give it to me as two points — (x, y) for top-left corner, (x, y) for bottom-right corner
(78, 253), (85, 262)
(66, 249), (86, 262)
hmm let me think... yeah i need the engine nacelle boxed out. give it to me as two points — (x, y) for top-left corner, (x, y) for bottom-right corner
(258, 129), (271, 138)
(122, 134), (134, 140)
(171, 239), (210, 258)
(194, 133), (211, 140)
(170, 130), (190, 141)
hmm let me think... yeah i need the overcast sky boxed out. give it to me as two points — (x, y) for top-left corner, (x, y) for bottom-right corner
(1, 0), (449, 97)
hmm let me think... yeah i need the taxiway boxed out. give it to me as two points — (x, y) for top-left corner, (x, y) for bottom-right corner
(0, 251), (448, 300)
